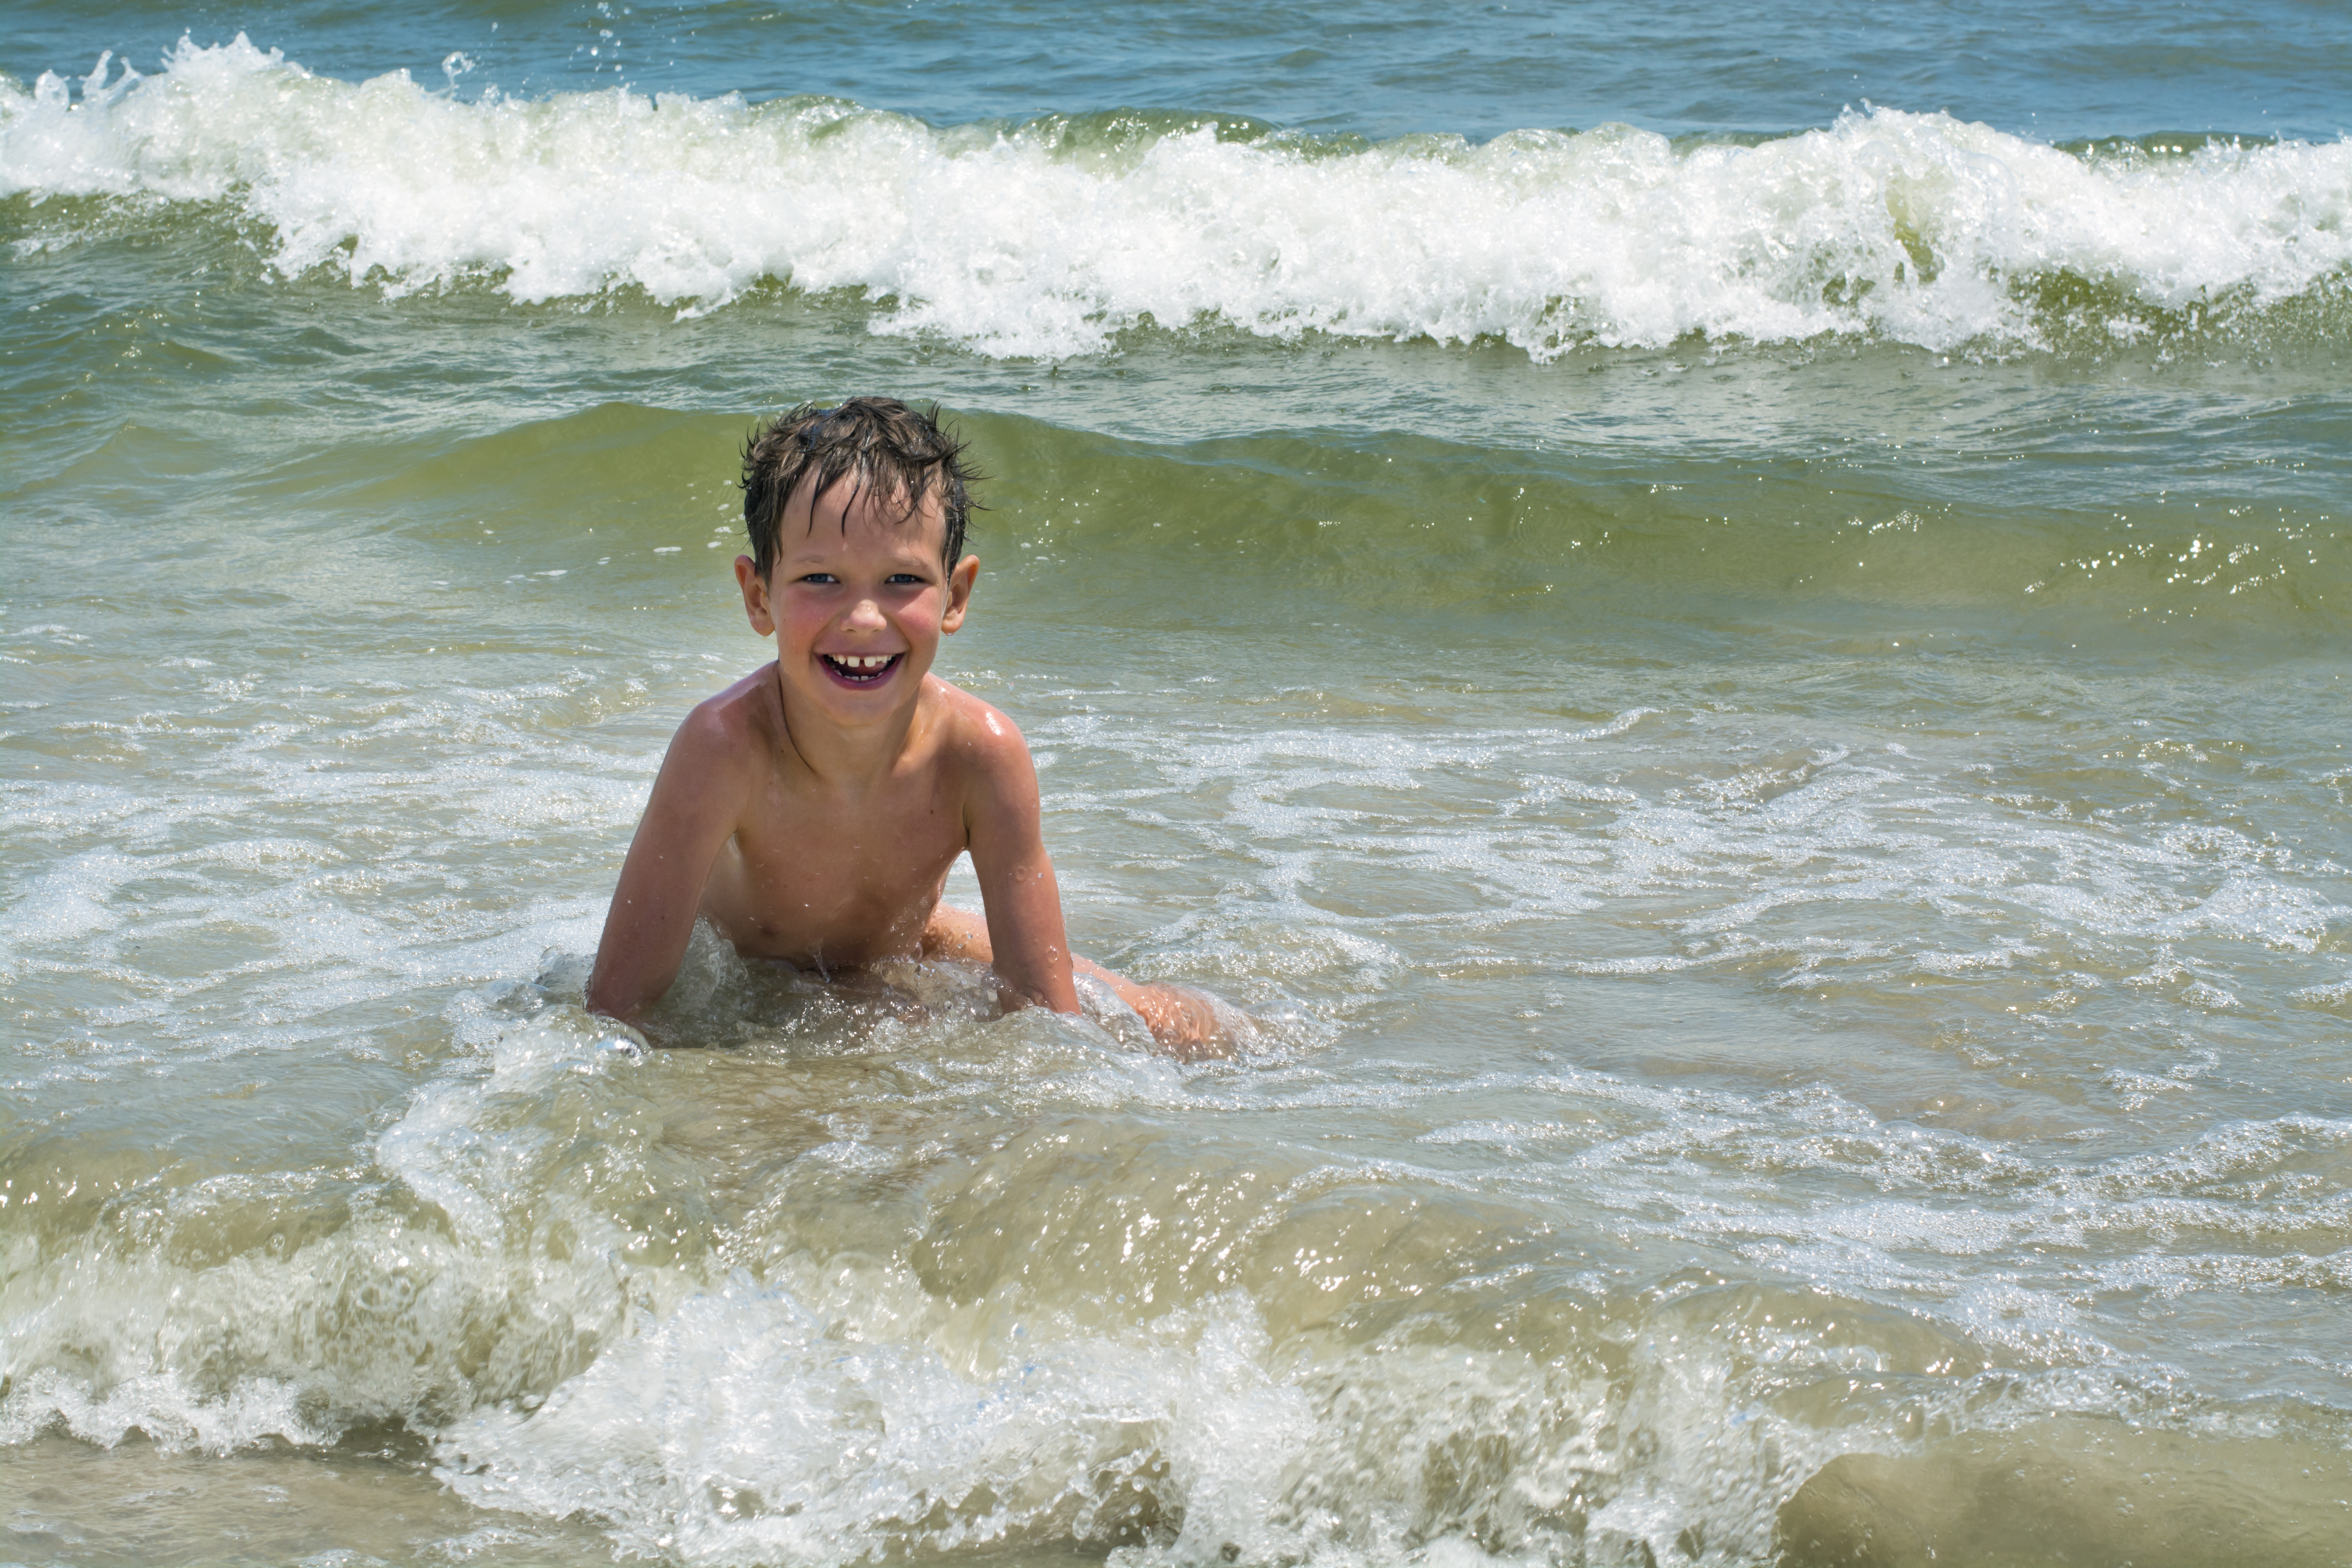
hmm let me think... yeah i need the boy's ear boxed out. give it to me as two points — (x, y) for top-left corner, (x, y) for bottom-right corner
(940, 554), (980, 634)
(735, 555), (775, 636)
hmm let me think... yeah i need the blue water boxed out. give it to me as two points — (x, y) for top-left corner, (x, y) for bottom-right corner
(10, 0), (2350, 142)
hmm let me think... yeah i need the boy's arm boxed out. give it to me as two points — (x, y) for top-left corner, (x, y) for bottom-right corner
(963, 713), (1082, 1016)
(586, 709), (750, 1020)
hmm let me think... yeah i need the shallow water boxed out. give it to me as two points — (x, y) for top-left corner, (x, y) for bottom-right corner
(4, 4), (2350, 1566)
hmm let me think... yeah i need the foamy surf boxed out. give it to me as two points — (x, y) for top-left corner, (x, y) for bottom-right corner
(14, 973), (2345, 1567)
(5, 36), (2348, 358)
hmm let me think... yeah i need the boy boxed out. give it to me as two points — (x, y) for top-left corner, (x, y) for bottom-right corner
(585, 397), (1230, 1057)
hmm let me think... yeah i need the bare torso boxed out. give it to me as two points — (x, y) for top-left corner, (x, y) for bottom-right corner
(695, 662), (979, 969)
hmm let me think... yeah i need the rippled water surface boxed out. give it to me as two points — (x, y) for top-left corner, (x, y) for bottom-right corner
(4, 3), (2350, 1565)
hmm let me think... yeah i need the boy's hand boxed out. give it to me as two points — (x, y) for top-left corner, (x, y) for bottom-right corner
(1131, 984), (1241, 1061)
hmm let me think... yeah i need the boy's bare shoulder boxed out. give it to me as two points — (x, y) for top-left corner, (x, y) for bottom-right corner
(667, 664), (783, 769)
(922, 675), (1038, 783)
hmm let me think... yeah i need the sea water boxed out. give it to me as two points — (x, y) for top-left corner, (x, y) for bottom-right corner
(2, 3), (2348, 1564)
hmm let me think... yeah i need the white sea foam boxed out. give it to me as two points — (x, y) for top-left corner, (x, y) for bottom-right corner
(6, 956), (2339, 1561)
(4, 38), (2348, 358)
(430, 1243), (1877, 1568)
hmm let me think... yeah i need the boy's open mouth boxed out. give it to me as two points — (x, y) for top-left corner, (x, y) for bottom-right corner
(821, 652), (904, 685)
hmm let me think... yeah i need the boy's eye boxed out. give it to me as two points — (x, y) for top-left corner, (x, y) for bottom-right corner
(886, 573), (926, 586)
(797, 572), (838, 585)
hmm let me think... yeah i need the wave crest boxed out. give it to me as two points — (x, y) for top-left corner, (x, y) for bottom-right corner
(5, 36), (2350, 359)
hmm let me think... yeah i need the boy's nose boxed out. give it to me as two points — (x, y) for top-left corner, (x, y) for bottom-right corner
(844, 598), (887, 630)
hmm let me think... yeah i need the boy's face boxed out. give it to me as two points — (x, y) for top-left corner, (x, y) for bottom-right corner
(734, 473), (979, 729)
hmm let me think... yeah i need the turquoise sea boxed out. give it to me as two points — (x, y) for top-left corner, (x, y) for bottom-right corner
(4, 3), (2349, 1564)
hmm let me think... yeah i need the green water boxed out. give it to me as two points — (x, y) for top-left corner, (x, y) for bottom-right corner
(6, 8), (2352, 1565)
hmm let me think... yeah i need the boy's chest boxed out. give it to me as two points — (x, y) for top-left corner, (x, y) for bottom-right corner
(738, 786), (965, 879)
(704, 772), (969, 955)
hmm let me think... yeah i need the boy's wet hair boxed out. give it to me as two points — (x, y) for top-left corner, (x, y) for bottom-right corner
(741, 397), (976, 576)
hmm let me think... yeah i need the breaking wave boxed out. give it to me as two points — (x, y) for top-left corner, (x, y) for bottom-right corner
(5, 35), (2350, 358)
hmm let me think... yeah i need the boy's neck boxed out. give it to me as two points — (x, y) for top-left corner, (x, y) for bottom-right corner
(769, 664), (927, 788)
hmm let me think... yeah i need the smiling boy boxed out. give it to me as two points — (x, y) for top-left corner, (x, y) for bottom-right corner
(585, 397), (1229, 1056)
